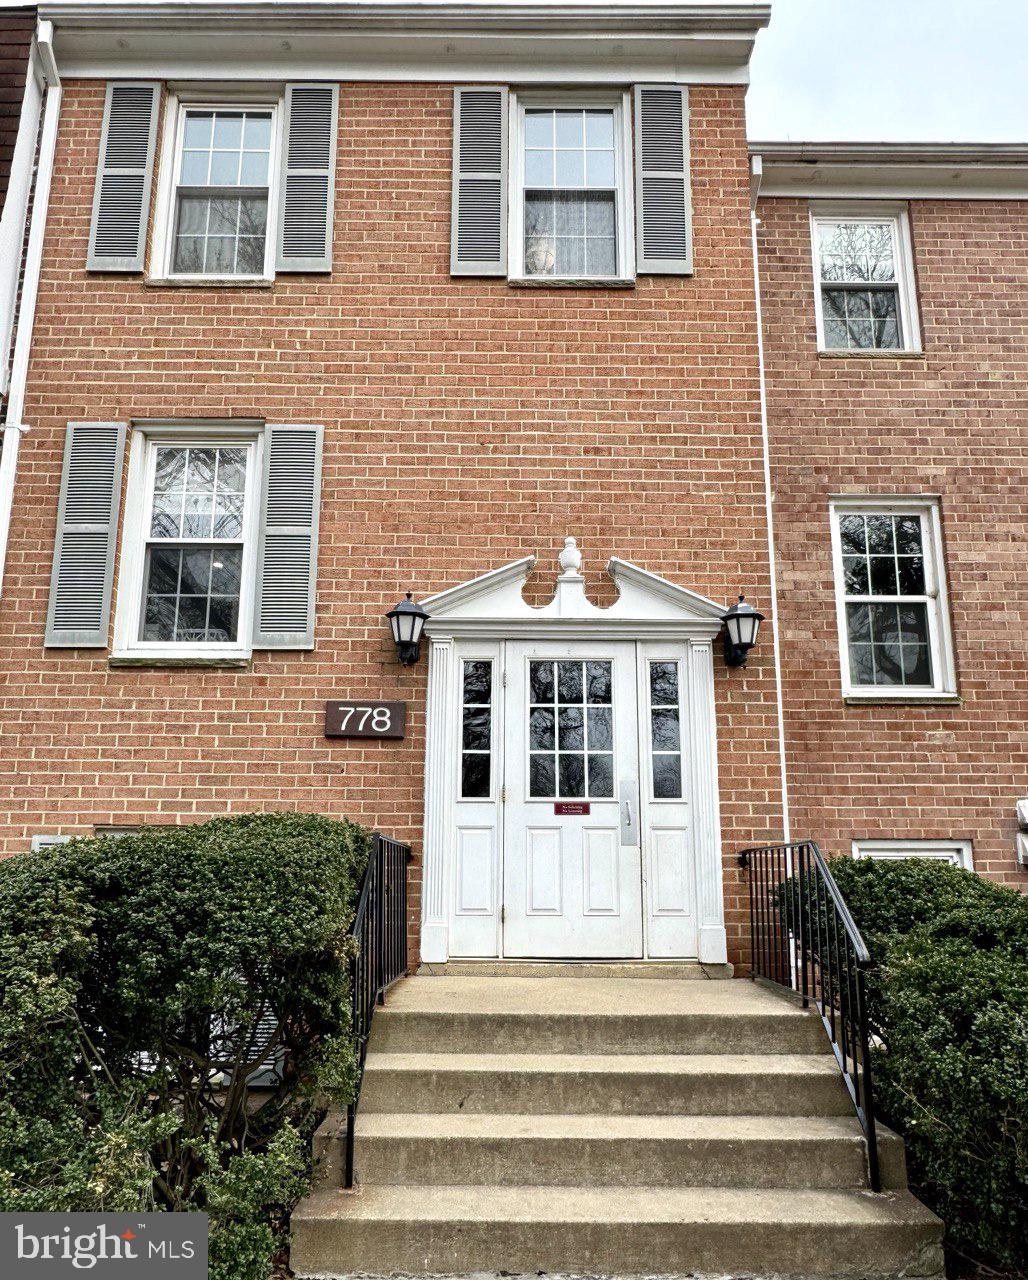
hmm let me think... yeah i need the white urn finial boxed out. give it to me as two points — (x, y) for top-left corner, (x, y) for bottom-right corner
(558, 536), (583, 578)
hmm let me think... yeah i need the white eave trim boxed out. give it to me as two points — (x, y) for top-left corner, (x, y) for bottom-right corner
(750, 142), (1028, 200)
(42, 2), (773, 33)
(43, 0), (769, 81)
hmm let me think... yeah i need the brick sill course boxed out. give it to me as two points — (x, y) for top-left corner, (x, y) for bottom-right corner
(109, 655), (251, 669)
(144, 276), (274, 290)
(508, 276), (636, 289)
(818, 349), (925, 360)
(844, 694), (961, 707)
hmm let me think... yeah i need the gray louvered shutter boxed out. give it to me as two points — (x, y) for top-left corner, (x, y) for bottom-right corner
(634, 85), (693, 274)
(450, 86), (508, 276)
(87, 82), (160, 272)
(276, 84), (338, 273)
(45, 422), (127, 647)
(253, 425), (323, 648)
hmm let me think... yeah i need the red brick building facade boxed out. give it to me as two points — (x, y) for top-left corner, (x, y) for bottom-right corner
(0, 4), (1024, 971)
(756, 145), (1028, 890)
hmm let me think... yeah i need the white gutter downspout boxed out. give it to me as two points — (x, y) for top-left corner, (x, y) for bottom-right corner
(0, 19), (62, 596)
(749, 154), (791, 842)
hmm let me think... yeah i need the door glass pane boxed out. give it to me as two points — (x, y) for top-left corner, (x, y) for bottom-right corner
(528, 658), (614, 799)
(461, 660), (492, 797)
(649, 660), (682, 799)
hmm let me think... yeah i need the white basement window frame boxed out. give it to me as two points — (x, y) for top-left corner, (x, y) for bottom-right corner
(152, 90), (282, 283)
(809, 203), (921, 353)
(112, 424), (263, 661)
(829, 496), (956, 700)
(508, 89), (635, 285)
(852, 839), (974, 870)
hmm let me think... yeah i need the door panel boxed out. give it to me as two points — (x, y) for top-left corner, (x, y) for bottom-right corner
(503, 640), (643, 958)
(639, 646), (698, 957)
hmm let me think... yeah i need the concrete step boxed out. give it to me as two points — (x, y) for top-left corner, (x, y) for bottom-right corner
(372, 975), (825, 1054)
(291, 1183), (944, 1279)
(359, 1051), (850, 1116)
(347, 1111), (907, 1190)
(418, 961), (734, 979)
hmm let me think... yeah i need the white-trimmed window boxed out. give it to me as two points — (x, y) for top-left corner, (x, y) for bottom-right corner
(157, 98), (280, 280)
(511, 92), (633, 283)
(810, 206), (920, 352)
(114, 427), (261, 659)
(829, 498), (956, 698)
(853, 839), (973, 870)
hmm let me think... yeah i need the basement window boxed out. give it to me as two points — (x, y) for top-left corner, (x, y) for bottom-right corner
(853, 840), (973, 870)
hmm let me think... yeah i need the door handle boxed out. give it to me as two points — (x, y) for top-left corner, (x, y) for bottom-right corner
(620, 780), (637, 845)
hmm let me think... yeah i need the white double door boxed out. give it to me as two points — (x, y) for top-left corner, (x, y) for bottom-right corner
(448, 638), (699, 959)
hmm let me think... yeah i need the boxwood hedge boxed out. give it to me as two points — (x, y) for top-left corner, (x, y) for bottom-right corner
(0, 812), (370, 1280)
(828, 857), (1028, 1274)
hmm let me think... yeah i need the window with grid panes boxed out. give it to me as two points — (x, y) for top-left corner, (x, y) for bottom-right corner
(837, 511), (934, 688)
(171, 108), (274, 277)
(141, 443), (253, 644)
(522, 108), (620, 279)
(814, 218), (906, 350)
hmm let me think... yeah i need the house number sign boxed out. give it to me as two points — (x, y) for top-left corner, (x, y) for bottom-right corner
(324, 701), (406, 739)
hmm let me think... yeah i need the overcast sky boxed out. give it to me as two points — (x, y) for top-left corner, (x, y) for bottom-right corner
(746, 0), (1028, 142)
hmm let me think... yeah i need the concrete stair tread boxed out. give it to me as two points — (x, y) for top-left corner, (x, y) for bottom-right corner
(364, 1050), (835, 1075)
(381, 974), (806, 1017)
(354, 1111), (869, 1141)
(420, 961), (732, 979)
(296, 1183), (940, 1228)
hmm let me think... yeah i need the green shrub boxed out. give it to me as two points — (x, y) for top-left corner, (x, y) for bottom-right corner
(827, 854), (1011, 957)
(815, 858), (1028, 1273)
(0, 812), (370, 1280)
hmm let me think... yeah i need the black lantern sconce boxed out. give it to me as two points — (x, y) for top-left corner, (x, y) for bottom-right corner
(387, 593), (430, 666)
(722, 594), (764, 668)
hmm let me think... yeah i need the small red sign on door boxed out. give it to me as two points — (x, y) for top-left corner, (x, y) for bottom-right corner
(554, 802), (591, 816)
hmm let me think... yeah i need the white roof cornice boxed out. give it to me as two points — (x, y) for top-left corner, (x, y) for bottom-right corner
(42, 0), (769, 82)
(43, 1), (772, 32)
(751, 141), (1028, 201)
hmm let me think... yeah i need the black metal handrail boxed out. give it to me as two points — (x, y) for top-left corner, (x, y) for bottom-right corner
(343, 831), (409, 1188)
(738, 840), (881, 1191)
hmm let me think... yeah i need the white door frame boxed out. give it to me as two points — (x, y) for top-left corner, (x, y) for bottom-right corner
(420, 539), (729, 965)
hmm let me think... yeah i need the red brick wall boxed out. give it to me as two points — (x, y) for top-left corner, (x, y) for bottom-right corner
(0, 80), (785, 967)
(0, 6), (34, 217)
(758, 195), (1028, 888)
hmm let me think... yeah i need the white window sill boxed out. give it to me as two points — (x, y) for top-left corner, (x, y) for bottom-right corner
(144, 276), (274, 290)
(844, 690), (960, 706)
(109, 651), (252, 669)
(818, 348), (925, 359)
(508, 276), (636, 290)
